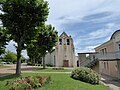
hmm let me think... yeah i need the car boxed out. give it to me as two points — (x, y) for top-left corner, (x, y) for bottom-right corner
(7, 62), (11, 64)
(1, 62), (7, 64)
(21, 63), (27, 66)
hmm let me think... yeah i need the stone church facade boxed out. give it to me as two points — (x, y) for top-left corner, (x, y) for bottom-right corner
(44, 32), (76, 67)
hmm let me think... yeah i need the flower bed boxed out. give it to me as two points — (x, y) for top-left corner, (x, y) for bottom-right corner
(6, 75), (51, 90)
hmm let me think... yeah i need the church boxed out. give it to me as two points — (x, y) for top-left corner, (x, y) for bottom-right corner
(44, 32), (76, 67)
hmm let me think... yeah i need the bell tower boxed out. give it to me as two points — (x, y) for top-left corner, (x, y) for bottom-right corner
(55, 32), (75, 67)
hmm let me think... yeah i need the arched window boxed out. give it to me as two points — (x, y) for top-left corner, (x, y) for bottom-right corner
(67, 39), (70, 45)
(59, 39), (62, 45)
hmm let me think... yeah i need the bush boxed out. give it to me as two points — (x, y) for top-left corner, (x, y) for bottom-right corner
(6, 76), (51, 90)
(46, 64), (53, 67)
(27, 62), (32, 65)
(52, 67), (64, 70)
(71, 67), (99, 84)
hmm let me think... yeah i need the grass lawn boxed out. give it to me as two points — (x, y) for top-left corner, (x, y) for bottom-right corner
(0, 65), (10, 69)
(0, 73), (109, 90)
(34, 68), (72, 72)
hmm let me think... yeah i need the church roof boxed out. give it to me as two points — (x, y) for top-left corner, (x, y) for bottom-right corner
(59, 32), (69, 37)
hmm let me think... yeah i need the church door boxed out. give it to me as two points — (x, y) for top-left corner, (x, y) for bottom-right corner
(63, 60), (69, 67)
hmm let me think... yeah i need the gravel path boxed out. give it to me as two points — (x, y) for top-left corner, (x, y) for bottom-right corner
(0, 64), (39, 77)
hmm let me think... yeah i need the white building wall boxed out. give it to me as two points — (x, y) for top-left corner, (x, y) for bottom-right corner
(45, 51), (55, 66)
(45, 53), (51, 64)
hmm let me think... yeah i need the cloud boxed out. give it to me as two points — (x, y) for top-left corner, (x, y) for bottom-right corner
(54, 3), (120, 54)
(88, 23), (120, 40)
(21, 50), (29, 58)
(48, 0), (106, 18)
(82, 12), (112, 21)
(47, 0), (108, 32)
(5, 41), (17, 53)
(74, 23), (120, 54)
(6, 41), (28, 58)
(47, 0), (120, 28)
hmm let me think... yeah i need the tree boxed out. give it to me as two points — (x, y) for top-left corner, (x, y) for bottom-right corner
(2, 51), (17, 63)
(27, 24), (58, 68)
(27, 43), (38, 65)
(0, 0), (49, 74)
(2, 51), (26, 63)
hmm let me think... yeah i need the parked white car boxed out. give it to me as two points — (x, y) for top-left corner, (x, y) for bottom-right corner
(1, 62), (7, 64)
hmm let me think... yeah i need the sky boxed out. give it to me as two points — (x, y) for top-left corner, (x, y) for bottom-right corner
(6, 0), (120, 57)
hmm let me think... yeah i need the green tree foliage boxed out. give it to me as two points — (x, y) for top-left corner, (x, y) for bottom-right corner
(27, 24), (58, 68)
(20, 55), (26, 63)
(0, 27), (9, 56)
(0, 0), (49, 74)
(2, 51), (17, 63)
(0, 0), (5, 4)
(2, 50), (27, 63)
(27, 43), (39, 65)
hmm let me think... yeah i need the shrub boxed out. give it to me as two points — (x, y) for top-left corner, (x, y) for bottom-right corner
(52, 67), (64, 70)
(46, 64), (53, 67)
(6, 76), (51, 90)
(27, 62), (32, 65)
(71, 67), (99, 84)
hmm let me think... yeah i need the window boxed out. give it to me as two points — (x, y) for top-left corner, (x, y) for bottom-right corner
(107, 62), (109, 69)
(67, 39), (70, 45)
(119, 44), (120, 51)
(104, 62), (106, 70)
(104, 48), (107, 54)
(101, 48), (107, 54)
(102, 49), (104, 54)
(59, 39), (62, 45)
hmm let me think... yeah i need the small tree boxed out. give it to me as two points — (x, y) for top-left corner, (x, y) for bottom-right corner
(27, 43), (39, 65)
(0, 0), (49, 74)
(27, 24), (58, 68)
(2, 51), (17, 63)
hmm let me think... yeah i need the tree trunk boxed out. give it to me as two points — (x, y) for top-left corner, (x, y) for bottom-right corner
(16, 46), (22, 75)
(31, 57), (35, 65)
(43, 56), (45, 69)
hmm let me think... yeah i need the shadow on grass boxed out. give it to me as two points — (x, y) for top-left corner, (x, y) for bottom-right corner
(36, 68), (47, 70)
(9, 67), (39, 71)
(0, 74), (21, 81)
(33, 68), (48, 71)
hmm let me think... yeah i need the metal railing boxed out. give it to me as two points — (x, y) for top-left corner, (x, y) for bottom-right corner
(80, 56), (96, 67)
(95, 51), (120, 60)
(79, 52), (120, 68)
